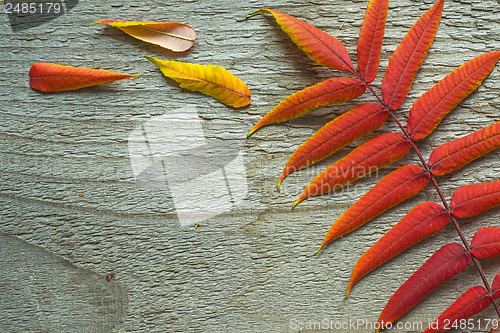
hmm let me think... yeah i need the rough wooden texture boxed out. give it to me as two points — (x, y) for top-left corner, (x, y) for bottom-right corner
(1, 0), (499, 332)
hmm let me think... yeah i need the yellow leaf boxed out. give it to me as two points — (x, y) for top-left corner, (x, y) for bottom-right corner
(146, 56), (251, 108)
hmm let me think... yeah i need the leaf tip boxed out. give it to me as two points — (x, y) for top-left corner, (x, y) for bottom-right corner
(246, 8), (267, 19)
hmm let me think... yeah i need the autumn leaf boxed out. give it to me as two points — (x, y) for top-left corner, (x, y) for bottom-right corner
(247, 8), (356, 74)
(293, 133), (411, 207)
(278, 103), (388, 189)
(429, 121), (500, 176)
(470, 227), (500, 259)
(347, 202), (449, 298)
(377, 243), (471, 332)
(381, 0), (444, 110)
(450, 180), (500, 219)
(29, 63), (140, 92)
(408, 51), (500, 141)
(91, 20), (197, 52)
(316, 165), (430, 253)
(247, 78), (366, 136)
(146, 56), (251, 108)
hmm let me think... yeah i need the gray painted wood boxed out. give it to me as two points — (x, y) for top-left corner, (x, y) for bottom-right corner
(1, 0), (499, 332)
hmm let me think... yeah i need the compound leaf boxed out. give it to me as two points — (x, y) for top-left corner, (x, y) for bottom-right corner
(450, 180), (500, 219)
(146, 56), (251, 108)
(381, 0), (444, 110)
(471, 227), (500, 259)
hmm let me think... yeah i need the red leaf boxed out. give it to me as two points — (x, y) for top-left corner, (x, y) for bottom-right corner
(29, 63), (140, 92)
(408, 51), (500, 141)
(357, 0), (389, 83)
(423, 286), (492, 333)
(377, 243), (471, 331)
(294, 133), (411, 207)
(278, 103), (388, 188)
(247, 78), (365, 136)
(450, 180), (500, 219)
(471, 227), (500, 259)
(316, 165), (430, 253)
(493, 273), (500, 299)
(248, 8), (356, 74)
(381, 0), (444, 110)
(429, 121), (500, 176)
(347, 202), (449, 297)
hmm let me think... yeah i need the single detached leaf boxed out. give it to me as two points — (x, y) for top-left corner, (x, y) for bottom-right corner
(294, 133), (411, 207)
(347, 202), (449, 298)
(357, 0), (389, 83)
(91, 20), (197, 52)
(29, 63), (140, 92)
(429, 121), (500, 176)
(470, 227), (500, 259)
(247, 78), (365, 136)
(146, 56), (251, 108)
(381, 0), (444, 110)
(278, 103), (388, 188)
(377, 243), (471, 332)
(408, 51), (500, 141)
(316, 165), (430, 253)
(248, 9), (356, 74)
(450, 180), (500, 219)
(423, 286), (492, 333)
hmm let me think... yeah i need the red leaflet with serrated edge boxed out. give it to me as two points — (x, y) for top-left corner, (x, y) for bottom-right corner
(470, 227), (500, 259)
(248, 9), (356, 74)
(316, 165), (430, 253)
(377, 243), (471, 332)
(278, 103), (388, 189)
(423, 286), (492, 333)
(347, 202), (449, 297)
(408, 51), (500, 141)
(429, 121), (500, 176)
(357, 0), (389, 83)
(247, 78), (365, 136)
(294, 133), (411, 207)
(29, 63), (140, 92)
(450, 180), (500, 219)
(381, 0), (444, 110)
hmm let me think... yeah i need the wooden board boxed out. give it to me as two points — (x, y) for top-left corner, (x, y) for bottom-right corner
(1, 0), (499, 332)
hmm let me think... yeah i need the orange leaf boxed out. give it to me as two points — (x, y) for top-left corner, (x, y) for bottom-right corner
(248, 9), (356, 74)
(247, 78), (365, 136)
(146, 56), (251, 108)
(316, 165), (430, 253)
(423, 286), (492, 333)
(294, 133), (411, 207)
(470, 227), (500, 259)
(381, 0), (444, 110)
(91, 20), (196, 52)
(278, 103), (388, 188)
(429, 121), (500, 176)
(450, 180), (500, 219)
(347, 202), (449, 298)
(377, 243), (471, 332)
(29, 63), (140, 92)
(357, 0), (389, 83)
(408, 51), (500, 141)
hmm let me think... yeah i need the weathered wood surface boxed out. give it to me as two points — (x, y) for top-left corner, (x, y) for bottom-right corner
(1, 0), (499, 332)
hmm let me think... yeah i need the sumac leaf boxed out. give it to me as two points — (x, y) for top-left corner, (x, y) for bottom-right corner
(450, 180), (500, 219)
(357, 0), (389, 83)
(347, 202), (449, 297)
(471, 227), (500, 259)
(316, 165), (430, 253)
(247, 78), (365, 136)
(146, 56), (251, 108)
(408, 51), (500, 141)
(248, 8), (356, 74)
(377, 243), (471, 331)
(493, 273), (500, 299)
(294, 133), (411, 207)
(429, 121), (500, 176)
(423, 286), (492, 333)
(29, 63), (140, 92)
(91, 20), (197, 52)
(278, 103), (388, 189)
(381, 0), (444, 110)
